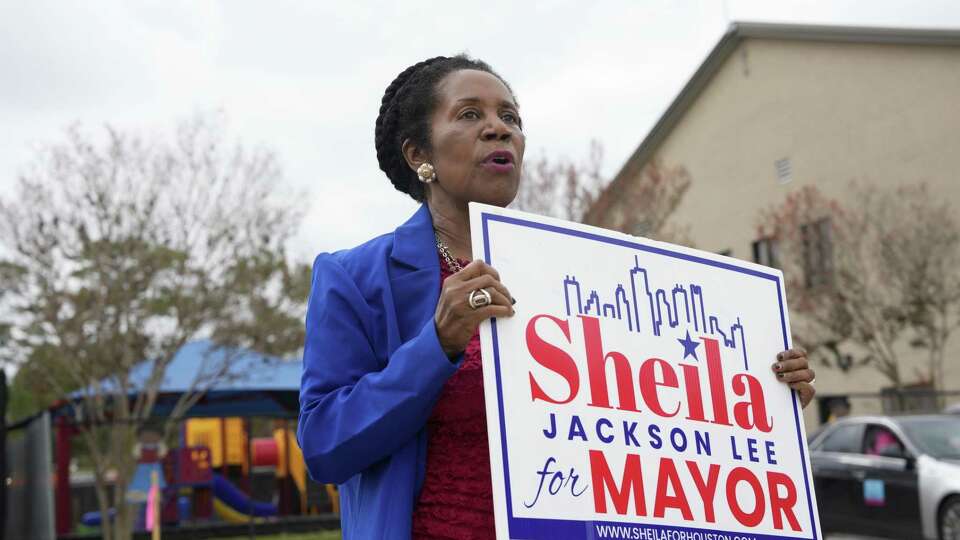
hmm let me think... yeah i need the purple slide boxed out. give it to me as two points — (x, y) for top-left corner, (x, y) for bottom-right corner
(212, 473), (278, 517)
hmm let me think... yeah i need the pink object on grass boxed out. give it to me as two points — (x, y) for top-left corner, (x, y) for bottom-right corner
(145, 474), (159, 531)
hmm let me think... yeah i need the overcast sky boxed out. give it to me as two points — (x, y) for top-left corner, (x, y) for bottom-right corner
(2, 1), (959, 261)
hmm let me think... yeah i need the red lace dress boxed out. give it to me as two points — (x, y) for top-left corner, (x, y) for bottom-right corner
(411, 255), (496, 539)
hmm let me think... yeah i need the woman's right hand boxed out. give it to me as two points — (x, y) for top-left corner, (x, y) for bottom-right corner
(434, 259), (515, 357)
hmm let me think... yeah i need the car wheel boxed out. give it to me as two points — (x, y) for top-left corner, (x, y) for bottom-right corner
(942, 496), (960, 540)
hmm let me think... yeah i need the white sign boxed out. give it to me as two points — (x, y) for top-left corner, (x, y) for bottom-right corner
(470, 203), (821, 540)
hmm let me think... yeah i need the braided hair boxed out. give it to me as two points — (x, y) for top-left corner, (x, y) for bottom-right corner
(374, 54), (516, 201)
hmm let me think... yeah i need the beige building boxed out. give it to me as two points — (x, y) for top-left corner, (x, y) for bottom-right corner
(585, 22), (960, 427)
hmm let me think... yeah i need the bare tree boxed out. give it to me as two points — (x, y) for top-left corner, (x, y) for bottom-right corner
(512, 139), (607, 222)
(0, 115), (310, 540)
(880, 184), (960, 390)
(600, 157), (692, 245)
(512, 142), (692, 245)
(757, 183), (960, 391)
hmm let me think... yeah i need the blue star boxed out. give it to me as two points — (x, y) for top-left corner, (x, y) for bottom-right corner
(678, 330), (700, 361)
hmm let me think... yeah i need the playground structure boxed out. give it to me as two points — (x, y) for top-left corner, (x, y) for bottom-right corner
(181, 417), (314, 523)
(17, 341), (342, 538)
(78, 419), (316, 529)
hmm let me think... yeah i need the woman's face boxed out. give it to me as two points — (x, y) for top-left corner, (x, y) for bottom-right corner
(418, 69), (525, 210)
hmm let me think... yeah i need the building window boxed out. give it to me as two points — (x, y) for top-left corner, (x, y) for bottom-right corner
(817, 395), (852, 425)
(752, 237), (778, 269)
(801, 218), (833, 288)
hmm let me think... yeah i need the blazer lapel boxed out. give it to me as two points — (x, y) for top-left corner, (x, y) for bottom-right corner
(388, 204), (441, 345)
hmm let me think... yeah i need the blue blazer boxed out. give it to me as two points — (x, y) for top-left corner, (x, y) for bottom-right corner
(297, 204), (462, 539)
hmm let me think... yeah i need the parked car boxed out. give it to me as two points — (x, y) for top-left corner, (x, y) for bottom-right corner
(946, 403), (960, 415)
(809, 415), (960, 540)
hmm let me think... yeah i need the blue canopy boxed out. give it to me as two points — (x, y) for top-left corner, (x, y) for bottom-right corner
(127, 340), (302, 393)
(62, 340), (304, 419)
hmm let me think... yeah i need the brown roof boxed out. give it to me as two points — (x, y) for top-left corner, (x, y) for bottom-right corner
(582, 21), (960, 227)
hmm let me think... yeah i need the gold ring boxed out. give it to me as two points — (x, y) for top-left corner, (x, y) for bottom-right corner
(468, 288), (492, 309)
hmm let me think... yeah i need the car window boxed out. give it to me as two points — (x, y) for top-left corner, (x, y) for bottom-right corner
(863, 425), (907, 457)
(820, 423), (864, 453)
(898, 416), (960, 459)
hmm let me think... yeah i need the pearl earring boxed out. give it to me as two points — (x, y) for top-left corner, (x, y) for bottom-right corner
(417, 163), (436, 183)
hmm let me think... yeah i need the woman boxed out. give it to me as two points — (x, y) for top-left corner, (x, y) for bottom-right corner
(297, 55), (816, 540)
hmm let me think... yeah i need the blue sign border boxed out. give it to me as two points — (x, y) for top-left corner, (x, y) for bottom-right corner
(480, 211), (819, 540)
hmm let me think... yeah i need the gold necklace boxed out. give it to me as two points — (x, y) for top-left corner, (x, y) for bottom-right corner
(434, 232), (464, 273)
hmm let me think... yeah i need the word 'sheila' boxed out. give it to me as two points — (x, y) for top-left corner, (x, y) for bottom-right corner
(526, 314), (771, 433)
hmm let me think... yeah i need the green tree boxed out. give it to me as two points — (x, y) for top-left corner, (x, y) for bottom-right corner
(0, 115), (310, 540)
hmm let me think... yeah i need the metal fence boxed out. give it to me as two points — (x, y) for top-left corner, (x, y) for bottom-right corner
(816, 389), (960, 424)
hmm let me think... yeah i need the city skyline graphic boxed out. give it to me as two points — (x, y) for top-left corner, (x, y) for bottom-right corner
(561, 254), (750, 369)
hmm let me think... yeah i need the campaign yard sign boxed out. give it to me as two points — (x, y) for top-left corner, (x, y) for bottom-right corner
(469, 203), (821, 540)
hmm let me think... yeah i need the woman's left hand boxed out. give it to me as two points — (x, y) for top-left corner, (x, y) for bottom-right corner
(773, 348), (815, 408)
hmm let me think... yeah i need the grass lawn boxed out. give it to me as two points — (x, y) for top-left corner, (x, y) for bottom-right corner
(218, 532), (341, 540)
